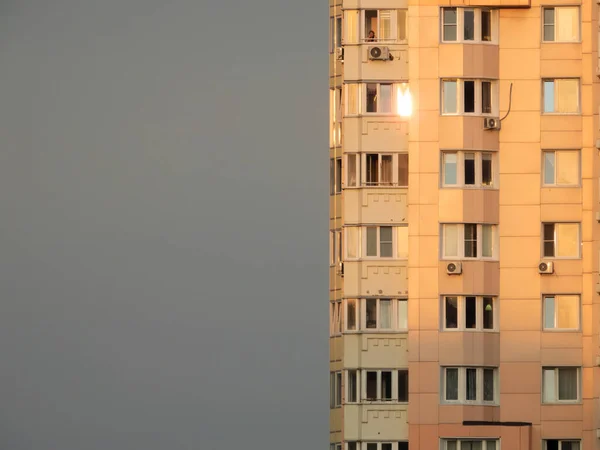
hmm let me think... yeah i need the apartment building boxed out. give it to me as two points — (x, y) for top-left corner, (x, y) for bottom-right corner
(329, 0), (599, 449)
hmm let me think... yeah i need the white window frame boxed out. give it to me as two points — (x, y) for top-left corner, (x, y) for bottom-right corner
(360, 443), (408, 450)
(441, 367), (499, 405)
(330, 229), (342, 266)
(344, 225), (407, 260)
(441, 150), (497, 188)
(330, 15), (343, 53)
(361, 369), (409, 403)
(441, 223), (498, 260)
(352, 153), (409, 187)
(362, 9), (408, 43)
(441, 439), (500, 450)
(330, 371), (342, 408)
(330, 87), (342, 148)
(440, 7), (498, 44)
(542, 222), (581, 259)
(542, 367), (581, 403)
(543, 440), (581, 450)
(542, 294), (580, 331)
(542, 150), (580, 187)
(345, 83), (410, 116)
(441, 79), (498, 116)
(330, 300), (342, 336)
(344, 298), (408, 332)
(330, 444), (342, 450)
(442, 296), (497, 331)
(542, 78), (580, 114)
(542, 6), (580, 43)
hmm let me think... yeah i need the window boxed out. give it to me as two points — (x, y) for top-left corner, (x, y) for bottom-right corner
(442, 367), (498, 404)
(330, 444), (342, 450)
(543, 7), (579, 42)
(346, 83), (411, 116)
(330, 16), (343, 52)
(363, 9), (407, 42)
(346, 153), (408, 188)
(344, 225), (408, 259)
(543, 295), (579, 330)
(330, 301), (342, 336)
(360, 444), (407, 450)
(542, 367), (580, 402)
(330, 229), (342, 265)
(543, 150), (580, 186)
(441, 440), (498, 450)
(543, 79), (580, 114)
(330, 371), (342, 408)
(441, 8), (497, 43)
(330, 88), (342, 147)
(360, 369), (409, 402)
(442, 79), (497, 115)
(442, 151), (496, 188)
(542, 223), (580, 258)
(442, 223), (497, 259)
(344, 298), (408, 332)
(330, 158), (342, 194)
(345, 10), (360, 44)
(544, 440), (580, 450)
(443, 296), (496, 331)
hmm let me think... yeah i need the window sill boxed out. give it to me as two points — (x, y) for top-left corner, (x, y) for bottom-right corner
(344, 329), (408, 334)
(441, 185), (498, 190)
(542, 184), (581, 188)
(353, 400), (409, 405)
(542, 112), (581, 116)
(440, 40), (497, 45)
(441, 329), (499, 333)
(541, 40), (581, 44)
(440, 113), (498, 117)
(542, 401), (582, 405)
(541, 257), (581, 260)
(441, 401), (499, 406)
(441, 258), (498, 262)
(542, 329), (581, 333)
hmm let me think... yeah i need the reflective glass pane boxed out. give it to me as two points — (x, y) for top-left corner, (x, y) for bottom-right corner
(544, 152), (556, 185)
(556, 7), (579, 42)
(445, 297), (458, 329)
(444, 224), (459, 257)
(556, 223), (579, 257)
(380, 84), (392, 113)
(443, 81), (458, 113)
(543, 80), (555, 113)
(366, 299), (377, 328)
(464, 9), (475, 40)
(558, 368), (578, 400)
(544, 296), (556, 329)
(556, 295), (578, 329)
(366, 227), (378, 256)
(443, 153), (458, 185)
(556, 151), (579, 185)
(380, 299), (391, 329)
(445, 368), (459, 400)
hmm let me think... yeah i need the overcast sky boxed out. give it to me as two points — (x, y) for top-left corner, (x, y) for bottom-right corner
(0, 1), (327, 448)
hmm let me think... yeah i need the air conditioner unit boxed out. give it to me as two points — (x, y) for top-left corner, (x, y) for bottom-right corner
(446, 261), (462, 275)
(368, 46), (390, 61)
(538, 261), (554, 274)
(336, 261), (344, 277)
(483, 117), (501, 130)
(335, 47), (344, 61)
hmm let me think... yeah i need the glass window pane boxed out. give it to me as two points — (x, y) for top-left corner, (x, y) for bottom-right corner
(398, 443), (408, 450)
(366, 299), (377, 328)
(445, 368), (459, 400)
(482, 81), (492, 114)
(482, 153), (493, 186)
(558, 368), (578, 400)
(464, 81), (475, 113)
(466, 368), (477, 400)
(398, 370), (409, 402)
(397, 10), (407, 40)
(556, 295), (579, 329)
(336, 372), (342, 405)
(544, 8), (555, 41)
(543, 223), (555, 257)
(544, 296), (556, 329)
(464, 153), (475, 185)
(347, 299), (357, 331)
(483, 297), (494, 329)
(398, 300), (408, 329)
(366, 154), (378, 185)
(348, 370), (357, 402)
(443, 81), (458, 113)
(481, 10), (491, 41)
(464, 9), (475, 40)
(348, 154), (358, 187)
(348, 443), (358, 450)
(444, 153), (458, 185)
(563, 441), (580, 450)
(335, 159), (342, 193)
(486, 441), (496, 450)
(367, 444), (378, 450)
(380, 226), (393, 257)
(544, 80), (555, 113)
(366, 227), (378, 256)
(543, 368), (556, 402)
(398, 153), (409, 186)
(365, 10), (377, 41)
(445, 297), (458, 329)
(380, 299), (392, 329)
(380, 84), (392, 113)
(379, 10), (392, 40)
(464, 224), (477, 258)
(381, 155), (393, 185)
(330, 159), (335, 195)
(443, 8), (457, 41)
(465, 296), (476, 329)
(381, 371), (392, 399)
(484, 369), (495, 401)
(335, 17), (342, 48)
(345, 10), (359, 44)
(544, 152), (556, 185)
(366, 371), (377, 399)
(556, 7), (579, 42)
(382, 444), (392, 450)
(556, 223), (579, 257)
(366, 83), (378, 112)
(446, 441), (457, 450)
(482, 224), (493, 257)
(397, 226), (408, 259)
(444, 224), (459, 257)
(346, 227), (358, 259)
(556, 79), (579, 113)
(347, 83), (359, 115)
(556, 151), (579, 185)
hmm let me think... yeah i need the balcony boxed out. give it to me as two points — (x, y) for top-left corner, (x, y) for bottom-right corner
(344, 403), (408, 441)
(344, 260), (408, 297)
(344, 333), (408, 368)
(344, 187), (408, 225)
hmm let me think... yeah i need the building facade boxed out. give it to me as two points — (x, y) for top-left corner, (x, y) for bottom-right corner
(329, 0), (600, 449)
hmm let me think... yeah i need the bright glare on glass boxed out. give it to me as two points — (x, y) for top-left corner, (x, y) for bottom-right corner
(396, 83), (412, 117)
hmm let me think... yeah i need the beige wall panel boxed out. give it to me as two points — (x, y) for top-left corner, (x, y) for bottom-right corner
(499, 393), (541, 423)
(500, 300), (541, 331)
(500, 362), (541, 394)
(499, 18), (541, 48)
(499, 112), (541, 142)
(463, 45), (499, 78)
(343, 334), (409, 368)
(499, 174), (541, 204)
(343, 261), (408, 296)
(540, 188), (582, 205)
(438, 261), (500, 294)
(343, 189), (408, 225)
(500, 237), (541, 267)
(499, 49), (540, 79)
(541, 131), (583, 149)
(499, 143), (541, 173)
(499, 80), (541, 112)
(500, 268), (541, 298)
(360, 48), (409, 80)
(500, 331), (541, 361)
(540, 116), (582, 132)
(499, 205), (540, 236)
(438, 332), (500, 366)
(343, 404), (409, 441)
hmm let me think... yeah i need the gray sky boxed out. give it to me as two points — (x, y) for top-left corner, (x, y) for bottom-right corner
(0, 1), (327, 449)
